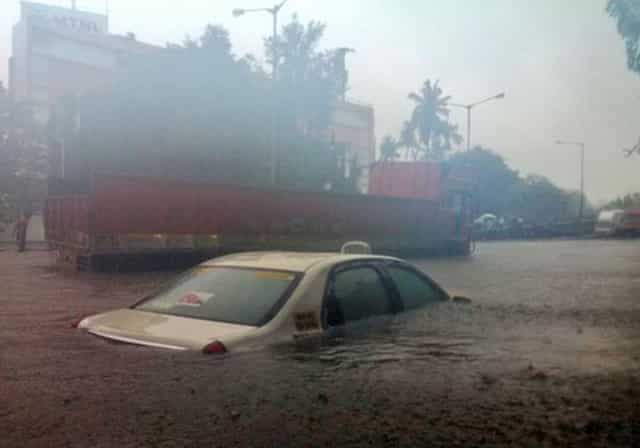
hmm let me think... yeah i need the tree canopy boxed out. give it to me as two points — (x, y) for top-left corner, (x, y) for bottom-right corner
(448, 146), (592, 224)
(404, 80), (461, 160)
(61, 19), (348, 191)
(263, 15), (347, 189)
(448, 147), (519, 217)
(384, 79), (461, 161)
(266, 15), (340, 138)
(607, 0), (640, 75)
(0, 83), (49, 223)
(379, 135), (399, 162)
(607, 1), (640, 157)
(602, 192), (640, 209)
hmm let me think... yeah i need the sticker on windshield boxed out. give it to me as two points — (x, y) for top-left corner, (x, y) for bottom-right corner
(178, 291), (214, 307)
(255, 271), (295, 281)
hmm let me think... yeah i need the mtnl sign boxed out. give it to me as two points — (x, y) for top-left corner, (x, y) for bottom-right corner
(22, 2), (108, 34)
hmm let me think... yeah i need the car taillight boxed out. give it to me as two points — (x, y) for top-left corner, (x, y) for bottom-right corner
(70, 316), (86, 328)
(202, 341), (227, 355)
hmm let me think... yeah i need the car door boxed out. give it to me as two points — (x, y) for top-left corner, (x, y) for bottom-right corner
(322, 262), (398, 330)
(382, 263), (449, 311)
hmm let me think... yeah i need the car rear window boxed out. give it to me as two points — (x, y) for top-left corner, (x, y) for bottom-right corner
(135, 267), (300, 326)
(386, 266), (447, 310)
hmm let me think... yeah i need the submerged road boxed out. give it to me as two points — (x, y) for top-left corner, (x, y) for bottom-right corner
(1, 239), (639, 447)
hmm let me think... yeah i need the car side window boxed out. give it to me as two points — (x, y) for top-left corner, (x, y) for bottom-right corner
(327, 266), (392, 326)
(386, 265), (446, 310)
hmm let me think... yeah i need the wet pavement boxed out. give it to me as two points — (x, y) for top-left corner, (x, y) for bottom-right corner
(1, 239), (639, 447)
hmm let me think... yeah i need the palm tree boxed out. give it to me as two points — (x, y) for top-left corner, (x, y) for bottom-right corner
(379, 135), (399, 162)
(407, 79), (461, 160)
(399, 120), (418, 160)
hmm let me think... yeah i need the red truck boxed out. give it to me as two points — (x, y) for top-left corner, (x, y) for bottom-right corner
(45, 161), (472, 269)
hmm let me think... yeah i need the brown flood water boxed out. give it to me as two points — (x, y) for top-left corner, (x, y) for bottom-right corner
(1, 239), (639, 447)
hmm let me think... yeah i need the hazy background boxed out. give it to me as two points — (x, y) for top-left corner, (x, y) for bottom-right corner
(1, 0), (638, 203)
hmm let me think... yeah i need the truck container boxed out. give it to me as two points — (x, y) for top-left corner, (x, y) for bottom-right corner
(45, 163), (472, 269)
(369, 161), (442, 200)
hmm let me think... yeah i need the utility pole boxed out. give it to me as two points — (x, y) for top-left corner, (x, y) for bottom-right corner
(233, 1), (289, 185)
(466, 106), (471, 152)
(270, 8), (279, 185)
(556, 140), (586, 234)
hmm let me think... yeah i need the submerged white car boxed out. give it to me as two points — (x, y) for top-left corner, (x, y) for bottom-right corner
(75, 250), (463, 354)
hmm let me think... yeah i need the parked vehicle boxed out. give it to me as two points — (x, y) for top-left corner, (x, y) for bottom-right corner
(73, 250), (469, 353)
(45, 162), (472, 269)
(619, 209), (640, 236)
(595, 209), (625, 237)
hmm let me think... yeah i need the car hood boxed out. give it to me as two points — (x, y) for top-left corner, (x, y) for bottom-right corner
(80, 308), (256, 351)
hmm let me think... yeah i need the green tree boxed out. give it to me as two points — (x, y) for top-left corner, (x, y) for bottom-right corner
(448, 146), (520, 217)
(602, 192), (640, 209)
(0, 82), (10, 225)
(405, 79), (461, 160)
(66, 24), (273, 185)
(379, 135), (399, 162)
(448, 146), (585, 223)
(264, 15), (345, 188)
(60, 21), (345, 191)
(0, 87), (49, 223)
(607, 0), (640, 75)
(608, 1), (640, 157)
(399, 120), (418, 160)
(266, 15), (340, 138)
(509, 175), (571, 224)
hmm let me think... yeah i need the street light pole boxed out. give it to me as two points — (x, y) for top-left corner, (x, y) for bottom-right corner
(556, 140), (585, 232)
(451, 92), (505, 151)
(270, 7), (280, 186)
(272, 8), (279, 80)
(233, 1), (289, 185)
(466, 106), (471, 151)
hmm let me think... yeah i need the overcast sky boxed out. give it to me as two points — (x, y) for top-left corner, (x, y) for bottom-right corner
(1, 0), (638, 203)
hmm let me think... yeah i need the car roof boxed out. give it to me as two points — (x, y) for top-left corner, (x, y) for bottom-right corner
(201, 251), (401, 272)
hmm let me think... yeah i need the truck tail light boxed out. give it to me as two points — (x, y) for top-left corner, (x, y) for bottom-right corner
(202, 341), (227, 355)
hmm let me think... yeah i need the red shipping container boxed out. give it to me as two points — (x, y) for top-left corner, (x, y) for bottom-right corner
(369, 162), (441, 200)
(45, 167), (472, 269)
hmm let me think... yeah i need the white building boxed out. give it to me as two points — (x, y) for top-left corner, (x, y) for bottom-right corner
(10, 2), (154, 124)
(330, 99), (376, 193)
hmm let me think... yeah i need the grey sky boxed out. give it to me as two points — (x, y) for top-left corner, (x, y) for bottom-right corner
(1, 0), (638, 203)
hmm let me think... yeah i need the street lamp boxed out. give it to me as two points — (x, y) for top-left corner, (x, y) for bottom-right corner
(555, 140), (585, 231)
(233, 1), (289, 185)
(450, 92), (505, 151)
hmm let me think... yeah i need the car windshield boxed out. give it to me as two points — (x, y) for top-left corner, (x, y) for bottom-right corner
(135, 267), (300, 326)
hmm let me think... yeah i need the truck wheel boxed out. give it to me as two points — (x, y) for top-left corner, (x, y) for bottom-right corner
(447, 240), (471, 256)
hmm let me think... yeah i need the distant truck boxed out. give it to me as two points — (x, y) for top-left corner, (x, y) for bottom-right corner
(595, 209), (640, 237)
(44, 162), (472, 269)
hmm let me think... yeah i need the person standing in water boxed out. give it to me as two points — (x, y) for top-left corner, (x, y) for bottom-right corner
(14, 211), (32, 252)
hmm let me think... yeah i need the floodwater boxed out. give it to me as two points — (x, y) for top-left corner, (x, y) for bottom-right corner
(410, 240), (640, 374)
(1, 239), (639, 446)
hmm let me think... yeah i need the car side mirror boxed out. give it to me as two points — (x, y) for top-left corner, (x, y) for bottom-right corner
(451, 296), (472, 304)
